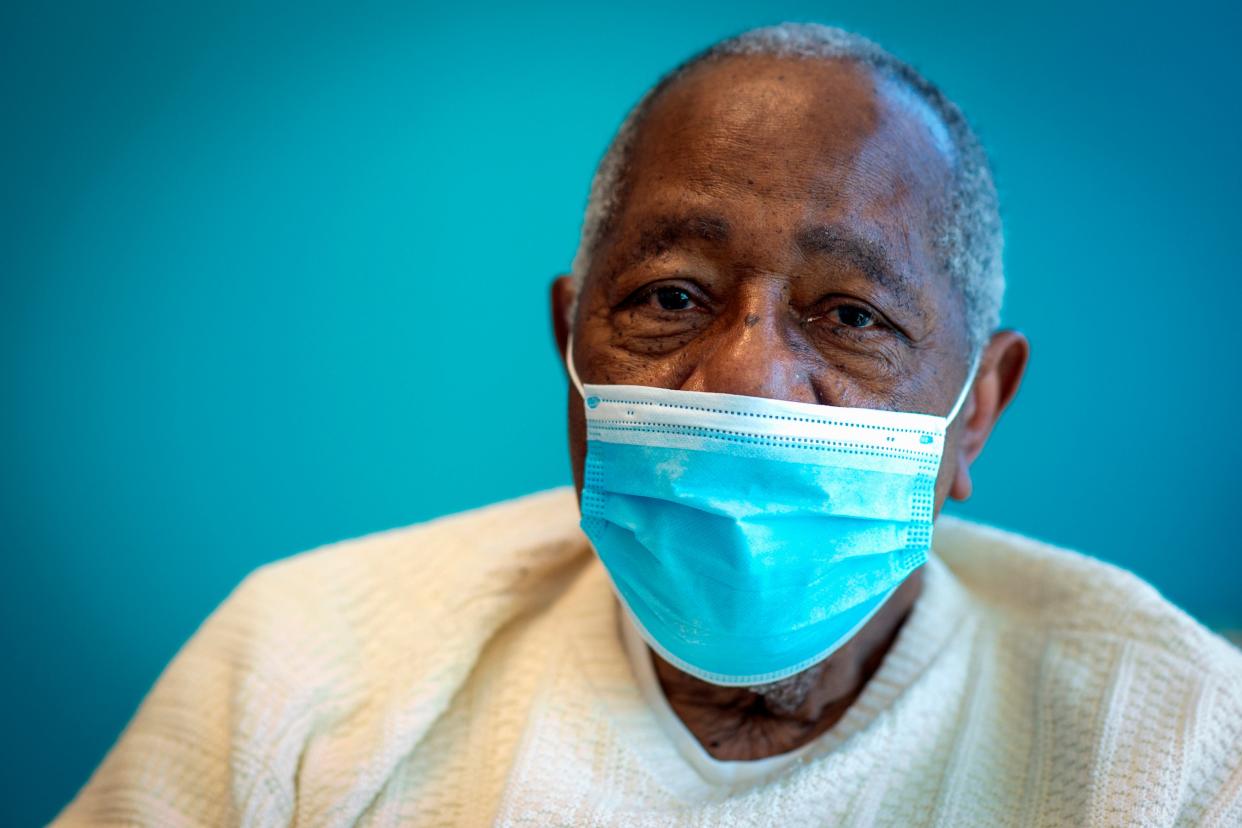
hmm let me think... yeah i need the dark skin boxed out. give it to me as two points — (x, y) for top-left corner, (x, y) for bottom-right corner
(550, 55), (1029, 761)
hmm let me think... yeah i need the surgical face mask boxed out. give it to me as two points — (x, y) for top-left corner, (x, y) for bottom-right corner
(567, 338), (978, 687)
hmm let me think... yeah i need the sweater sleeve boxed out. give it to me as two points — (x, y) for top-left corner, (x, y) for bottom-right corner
(50, 488), (587, 827)
(50, 565), (308, 827)
(1178, 653), (1242, 828)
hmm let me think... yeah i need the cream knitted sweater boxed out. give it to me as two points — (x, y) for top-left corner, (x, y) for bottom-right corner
(54, 488), (1242, 827)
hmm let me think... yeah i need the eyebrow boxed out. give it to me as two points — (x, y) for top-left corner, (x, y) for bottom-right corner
(795, 224), (920, 309)
(625, 213), (732, 265)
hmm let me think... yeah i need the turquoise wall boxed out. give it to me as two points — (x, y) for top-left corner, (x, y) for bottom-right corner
(3, 1), (1239, 823)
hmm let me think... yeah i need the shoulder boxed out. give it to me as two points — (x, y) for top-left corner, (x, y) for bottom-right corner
(933, 514), (1242, 676)
(214, 482), (589, 688)
(218, 485), (590, 690)
(52, 487), (590, 824)
(234, 485), (586, 623)
(934, 515), (1242, 822)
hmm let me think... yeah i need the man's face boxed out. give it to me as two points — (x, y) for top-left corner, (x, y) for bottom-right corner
(559, 55), (980, 513)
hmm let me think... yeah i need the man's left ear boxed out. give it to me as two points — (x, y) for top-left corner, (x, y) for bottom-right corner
(550, 274), (577, 364)
(949, 329), (1030, 500)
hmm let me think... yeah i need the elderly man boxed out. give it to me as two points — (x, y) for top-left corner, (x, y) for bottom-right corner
(56, 23), (1241, 827)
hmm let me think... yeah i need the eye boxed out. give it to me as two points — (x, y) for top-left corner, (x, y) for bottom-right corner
(833, 304), (875, 328)
(626, 282), (703, 313)
(650, 286), (696, 311)
(819, 302), (879, 327)
(803, 299), (892, 336)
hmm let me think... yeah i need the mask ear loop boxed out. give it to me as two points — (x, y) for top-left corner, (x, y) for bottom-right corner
(945, 351), (983, 425)
(565, 332), (586, 399)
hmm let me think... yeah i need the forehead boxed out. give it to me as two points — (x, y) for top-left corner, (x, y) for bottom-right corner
(613, 54), (956, 258)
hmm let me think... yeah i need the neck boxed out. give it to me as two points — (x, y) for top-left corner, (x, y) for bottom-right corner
(650, 568), (925, 761)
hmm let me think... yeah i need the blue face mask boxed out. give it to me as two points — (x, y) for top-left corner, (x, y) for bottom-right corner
(567, 340), (978, 687)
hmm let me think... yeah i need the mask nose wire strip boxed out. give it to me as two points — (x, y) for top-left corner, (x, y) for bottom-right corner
(568, 330), (980, 425)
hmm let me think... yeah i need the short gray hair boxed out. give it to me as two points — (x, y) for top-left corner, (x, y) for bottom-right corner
(569, 22), (1003, 353)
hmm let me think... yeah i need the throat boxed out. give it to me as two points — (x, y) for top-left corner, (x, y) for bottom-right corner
(650, 570), (922, 762)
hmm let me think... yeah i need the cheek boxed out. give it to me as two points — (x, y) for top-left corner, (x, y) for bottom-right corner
(567, 392), (587, 499)
(931, 424), (960, 515)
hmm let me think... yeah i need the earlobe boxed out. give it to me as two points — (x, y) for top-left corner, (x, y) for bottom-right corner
(948, 392), (978, 501)
(949, 451), (973, 500)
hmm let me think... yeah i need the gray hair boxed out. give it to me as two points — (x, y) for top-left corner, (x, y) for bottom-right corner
(569, 22), (1004, 354)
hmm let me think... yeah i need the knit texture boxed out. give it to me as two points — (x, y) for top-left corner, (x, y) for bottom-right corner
(53, 487), (1242, 827)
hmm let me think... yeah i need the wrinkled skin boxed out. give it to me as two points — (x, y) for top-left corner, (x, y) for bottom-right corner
(550, 55), (1028, 761)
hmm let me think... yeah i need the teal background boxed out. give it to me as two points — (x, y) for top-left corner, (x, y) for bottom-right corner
(3, 1), (1240, 823)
